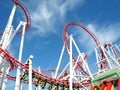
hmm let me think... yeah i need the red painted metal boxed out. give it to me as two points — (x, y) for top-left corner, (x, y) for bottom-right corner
(117, 79), (120, 90)
(104, 43), (120, 62)
(13, 0), (31, 33)
(0, 46), (90, 87)
(63, 22), (107, 75)
(0, 0), (30, 34)
(106, 82), (113, 90)
(100, 83), (106, 90)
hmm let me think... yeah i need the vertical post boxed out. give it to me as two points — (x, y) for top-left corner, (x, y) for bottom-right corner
(2, 65), (10, 90)
(69, 35), (73, 90)
(0, 68), (5, 90)
(6, 26), (14, 49)
(15, 21), (26, 90)
(0, 63), (9, 90)
(20, 80), (24, 90)
(7, 21), (23, 47)
(0, 5), (16, 48)
(0, 4), (16, 63)
(37, 67), (41, 90)
(29, 55), (33, 90)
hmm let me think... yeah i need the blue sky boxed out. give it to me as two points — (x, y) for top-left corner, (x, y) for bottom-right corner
(0, 0), (120, 89)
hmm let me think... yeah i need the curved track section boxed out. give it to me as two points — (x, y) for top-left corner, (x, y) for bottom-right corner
(13, 0), (31, 33)
(63, 22), (101, 48)
(1, 0), (118, 89)
(63, 22), (101, 75)
(0, 0), (30, 34)
(0, 47), (89, 88)
(63, 22), (107, 70)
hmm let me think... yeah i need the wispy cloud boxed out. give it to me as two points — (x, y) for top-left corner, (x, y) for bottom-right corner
(87, 23), (120, 44)
(60, 0), (84, 16)
(76, 22), (120, 53)
(24, 0), (85, 37)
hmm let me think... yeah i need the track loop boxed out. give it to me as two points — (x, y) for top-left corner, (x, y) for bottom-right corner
(0, 0), (31, 35)
(13, 0), (31, 33)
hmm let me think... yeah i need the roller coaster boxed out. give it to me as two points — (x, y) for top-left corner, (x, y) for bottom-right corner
(0, 0), (120, 90)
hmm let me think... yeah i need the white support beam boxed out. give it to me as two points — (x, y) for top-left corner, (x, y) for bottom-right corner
(7, 21), (24, 47)
(54, 45), (65, 78)
(2, 66), (10, 90)
(0, 62), (9, 90)
(29, 55), (33, 90)
(69, 35), (73, 90)
(0, 4), (16, 49)
(15, 21), (26, 90)
(71, 36), (93, 79)
(0, 5), (16, 63)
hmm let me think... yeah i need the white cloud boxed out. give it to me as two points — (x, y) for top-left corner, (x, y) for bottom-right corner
(60, 0), (84, 16)
(24, 0), (85, 37)
(31, 1), (54, 37)
(75, 22), (120, 54)
(87, 23), (120, 44)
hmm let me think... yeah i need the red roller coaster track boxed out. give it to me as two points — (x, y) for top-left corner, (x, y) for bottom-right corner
(13, 0), (31, 33)
(63, 22), (101, 47)
(0, 46), (91, 88)
(63, 22), (107, 70)
(0, 0), (90, 88)
(1, 0), (117, 89)
(0, 0), (30, 34)
(63, 22), (100, 75)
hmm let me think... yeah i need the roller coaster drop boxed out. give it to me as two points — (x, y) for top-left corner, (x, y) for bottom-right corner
(0, 0), (120, 90)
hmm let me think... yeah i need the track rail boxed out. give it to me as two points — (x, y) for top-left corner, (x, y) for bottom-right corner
(1, 0), (117, 89)
(63, 22), (101, 48)
(63, 22), (107, 70)
(0, 46), (90, 88)
(0, 0), (30, 34)
(63, 22), (100, 75)
(13, 0), (31, 33)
